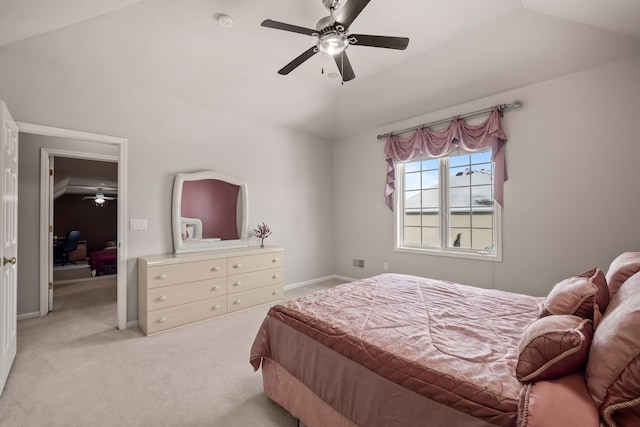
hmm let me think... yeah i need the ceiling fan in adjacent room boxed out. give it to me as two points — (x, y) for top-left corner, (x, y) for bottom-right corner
(82, 188), (116, 207)
(261, 0), (409, 82)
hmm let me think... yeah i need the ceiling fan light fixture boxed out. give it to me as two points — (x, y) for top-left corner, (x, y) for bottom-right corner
(317, 33), (348, 56)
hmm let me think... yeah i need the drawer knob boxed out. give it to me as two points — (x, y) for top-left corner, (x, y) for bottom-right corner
(159, 273), (167, 280)
(212, 285), (220, 291)
(234, 263), (242, 269)
(213, 266), (221, 272)
(159, 295), (167, 301)
(212, 304), (221, 310)
(234, 299), (241, 305)
(233, 281), (241, 287)
(159, 317), (167, 323)
(273, 274), (279, 279)
(272, 258), (279, 263)
(273, 290), (279, 295)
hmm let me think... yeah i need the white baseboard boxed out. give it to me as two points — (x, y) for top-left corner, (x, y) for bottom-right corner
(17, 311), (41, 321)
(284, 274), (356, 291)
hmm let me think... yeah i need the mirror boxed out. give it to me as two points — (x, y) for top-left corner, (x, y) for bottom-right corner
(172, 170), (248, 253)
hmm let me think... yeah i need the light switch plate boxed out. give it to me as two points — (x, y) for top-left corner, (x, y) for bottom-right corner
(130, 219), (147, 230)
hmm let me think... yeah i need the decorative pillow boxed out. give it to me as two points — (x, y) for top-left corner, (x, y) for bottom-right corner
(540, 268), (609, 323)
(516, 315), (593, 382)
(605, 252), (640, 299)
(586, 272), (640, 425)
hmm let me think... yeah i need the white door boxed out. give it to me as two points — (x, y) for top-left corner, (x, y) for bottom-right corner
(0, 101), (18, 396)
(48, 156), (54, 311)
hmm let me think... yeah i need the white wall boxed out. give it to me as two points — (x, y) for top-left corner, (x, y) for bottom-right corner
(334, 56), (640, 296)
(0, 51), (335, 321)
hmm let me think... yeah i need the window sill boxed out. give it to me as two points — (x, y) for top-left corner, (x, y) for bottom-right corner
(395, 245), (502, 262)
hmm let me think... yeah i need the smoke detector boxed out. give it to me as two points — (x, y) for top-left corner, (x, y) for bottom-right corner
(217, 14), (233, 28)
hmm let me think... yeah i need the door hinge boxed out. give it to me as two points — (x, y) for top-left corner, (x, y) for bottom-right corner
(49, 168), (53, 176)
(49, 225), (53, 233)
(49, 282), (53, 290)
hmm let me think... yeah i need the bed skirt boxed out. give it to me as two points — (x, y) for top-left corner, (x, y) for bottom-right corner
(261, 356), (497, 427)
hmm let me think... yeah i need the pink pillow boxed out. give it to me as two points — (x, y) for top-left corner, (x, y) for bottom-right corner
(586, 272), (640, 425)
(516, 315), (593, 382)
(540, 268), (609, 322)
(606, 252), (640, 299)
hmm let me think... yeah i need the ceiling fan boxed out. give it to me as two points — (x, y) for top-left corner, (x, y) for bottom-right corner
(82, 188), (116, 206)
(261, 0), (409, 82)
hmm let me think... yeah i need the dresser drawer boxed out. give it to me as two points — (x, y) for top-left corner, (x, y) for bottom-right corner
(147, 277), (227, 311)
(227, 284), (282, 313)
(147, 259), (227, 288)
(227, 251), (284, 274)
(145, 296), (227, 334)
(228, 267), (283, 294)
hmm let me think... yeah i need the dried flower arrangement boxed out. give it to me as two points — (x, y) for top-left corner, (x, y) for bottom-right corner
(253, 222), (272, 248)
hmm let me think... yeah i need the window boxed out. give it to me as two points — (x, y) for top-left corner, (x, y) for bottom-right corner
(395, 149), (501, 260)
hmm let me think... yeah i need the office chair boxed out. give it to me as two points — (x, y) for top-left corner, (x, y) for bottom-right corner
(59, 230), (81, 265)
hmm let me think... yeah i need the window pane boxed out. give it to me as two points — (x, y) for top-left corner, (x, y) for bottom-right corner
(472, 229), (494, 250)
(449, 154), (470, 168)
(450, 211), (470, 228)
(421, 211), (439, 227)
(421, 227), (439, 247)
(421, 159), (438, 170)
(471, 212), (493, 228)
(471, 167), (492, 186)
(450, 186), (470, 208)
(472, 185), (493, 207)
(404, 210), (421, 226)
(405, 172), (421, 191)
(449, 228), (470, 249)
(404, 227), (422, 245)
(404, 190), (421, 209)
(421, 170), (439, 188)
(421, 189), (439, 209)
(405, 161), (421, 173)
(471, 151), (491, 164)
(449, 166), (470, 187)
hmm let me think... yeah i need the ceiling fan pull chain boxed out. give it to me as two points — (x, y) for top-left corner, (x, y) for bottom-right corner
(321, 52), (325, 74)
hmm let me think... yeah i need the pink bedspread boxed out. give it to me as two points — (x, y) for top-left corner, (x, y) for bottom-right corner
(251, 273), (544, 426)
(88, 248), (117, 276)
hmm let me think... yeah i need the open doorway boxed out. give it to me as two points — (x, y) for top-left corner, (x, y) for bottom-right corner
(52, 157), (118, 308)
(17, 122), (128, 330)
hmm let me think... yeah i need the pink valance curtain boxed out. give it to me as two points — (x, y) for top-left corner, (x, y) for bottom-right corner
(384, 105), (508, 210)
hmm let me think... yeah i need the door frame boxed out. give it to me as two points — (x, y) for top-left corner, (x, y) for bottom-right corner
(17, 122), (128, 330)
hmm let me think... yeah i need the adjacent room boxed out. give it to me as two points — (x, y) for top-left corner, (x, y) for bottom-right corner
(0, 0), (639, 426)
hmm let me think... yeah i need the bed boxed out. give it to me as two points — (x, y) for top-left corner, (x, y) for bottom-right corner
(251, 255), (640, 427)
(89, 245), (117, 276)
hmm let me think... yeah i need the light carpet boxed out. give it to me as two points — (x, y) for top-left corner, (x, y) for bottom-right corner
(0, 277), (343, 427)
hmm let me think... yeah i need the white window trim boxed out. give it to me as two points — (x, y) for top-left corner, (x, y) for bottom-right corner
(393, 158), (503, 262)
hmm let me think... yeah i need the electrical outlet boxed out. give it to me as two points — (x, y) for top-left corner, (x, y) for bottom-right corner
(383, 262), (389, 271)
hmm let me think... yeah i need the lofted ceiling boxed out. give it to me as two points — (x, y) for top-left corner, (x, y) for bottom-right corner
(53, 157), (118, 199)
(0, 0), (639, 140)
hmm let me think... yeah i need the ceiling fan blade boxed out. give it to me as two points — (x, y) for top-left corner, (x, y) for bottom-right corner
(334, 51), (355, 82)
(278, 46), (318, 75)
(335, 0), (371, 29)
(261, 19), (317, 36)
(349, 34), (409, 50)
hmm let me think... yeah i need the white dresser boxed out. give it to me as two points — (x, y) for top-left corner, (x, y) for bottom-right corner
(138, 246), (284, 335)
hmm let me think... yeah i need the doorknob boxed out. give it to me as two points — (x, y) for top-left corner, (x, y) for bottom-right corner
(3, 257), (16, 265)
